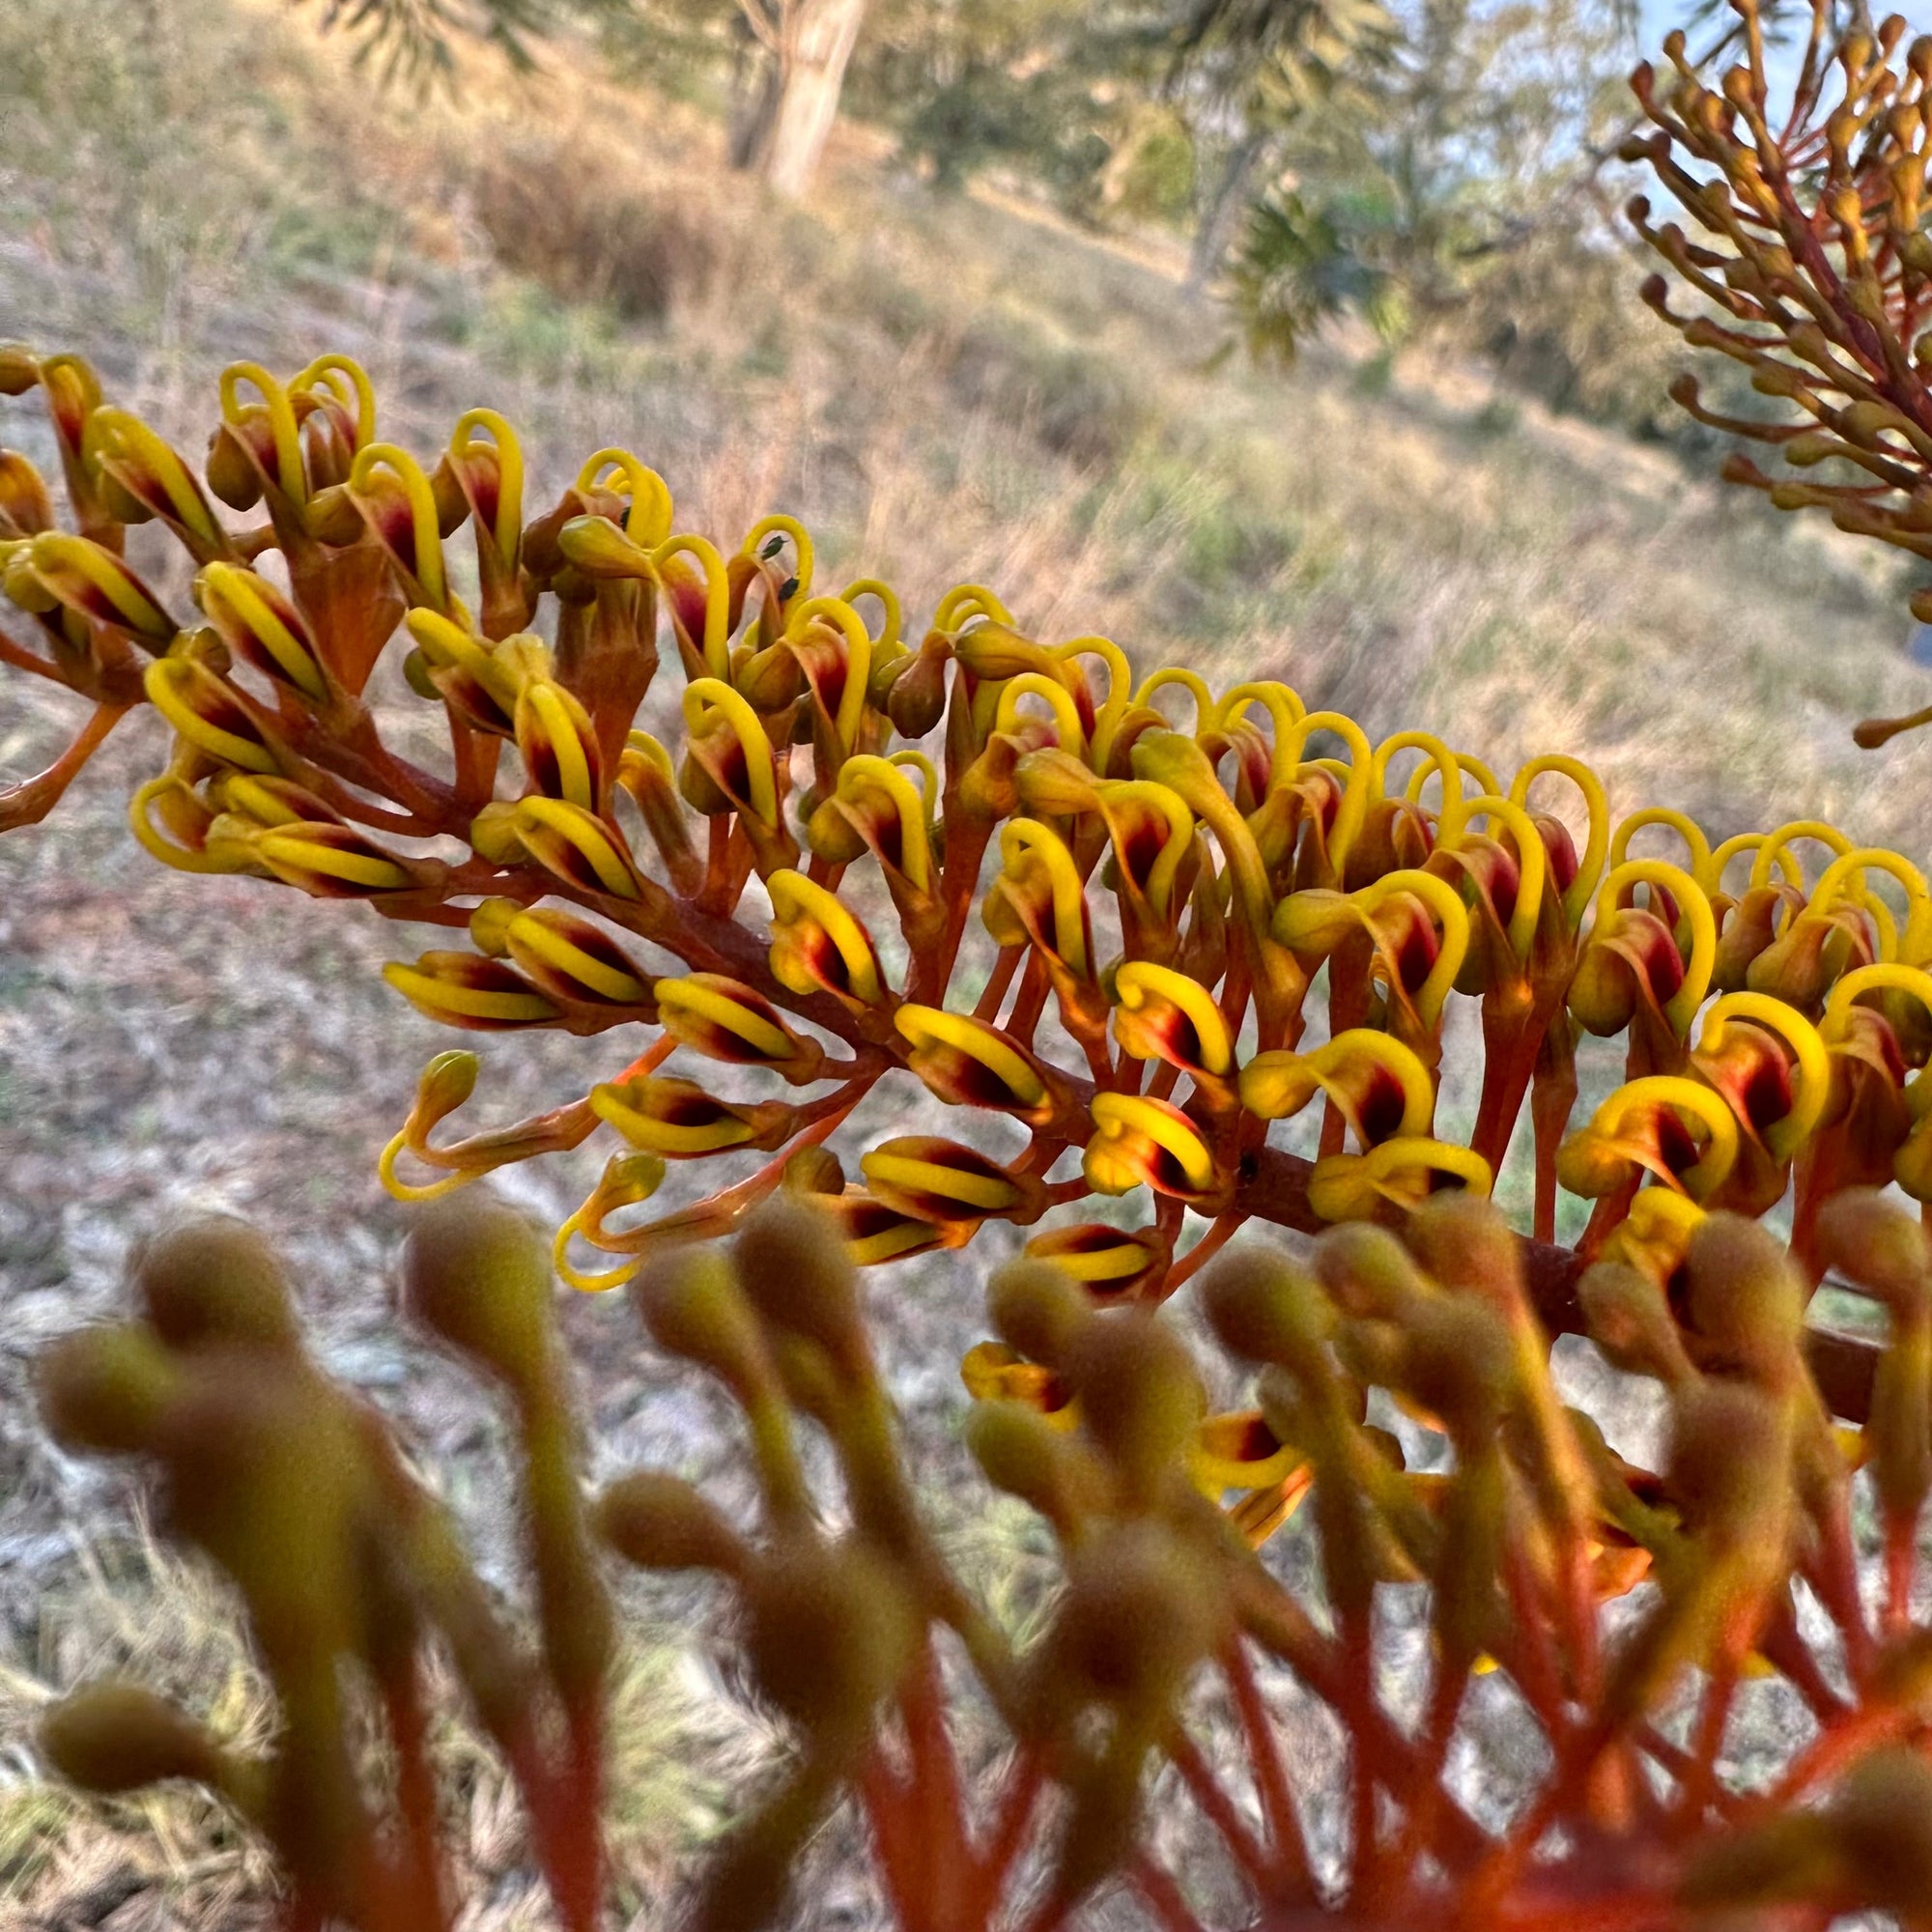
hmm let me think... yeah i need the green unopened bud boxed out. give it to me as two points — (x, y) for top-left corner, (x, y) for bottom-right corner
(469, 801), (524, 864)
(1404, 1193), (1523, 1310)
(596, 1472), (749, 1576)
(986, 1258), (1094, 1369)
(1681, 1212), (1804, 1377)
(781, 1146), (845, 1196)
(1064, 1314), (1204, 1497)
(1395, 1297), (1515, 1435)
(1577, 1261), (1694, 1383)
(401, 1190), (554, 1392)
(36, 1325), (179, 1457)
(1833, 1748), (1932, 1915)
(41, 1681), (228, 1795)
(205, 424), (261, 512)
(965, 1398), (1111, 1533)
(1815, 1189), (1931, 1310)
(1668, 1378), (1790, 1535)
(632, 1247), (772, 1400)
(883, 643), (949, 739)
(734, 1198), (864, 1366)
(1314, 1221), (1432, 1321)
(1053, 1520), (1217, 1712)
(467, 898), (522, 959)
(1198, 1245), (1323, 1363)
(743, 1538), (918, 1746)
(132, 1217), (301, 1355)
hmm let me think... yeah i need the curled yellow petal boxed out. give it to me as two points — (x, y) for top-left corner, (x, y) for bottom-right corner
(1695, 991), (1830, 1162)
(1112, 960), (1234, 1077)
(1510, 753), (1609, 928)
(1307, 1140), (1493, 1221)
(768, 868), (887, 1008)
(1083, 1092), (1217, 1199)
(1590, 859), (1716, 1035)
(511, 798), (641, 899)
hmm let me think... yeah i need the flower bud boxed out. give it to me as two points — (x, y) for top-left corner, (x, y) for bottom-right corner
(1064, 1313), (1205, 1497)
(767, 869), (888, 1011)
(1403, 1192), (1523, 1307)
(248, 820), (420, 899)
(742, 1537), (918, 1746)
(1187, 1408), (1300, 1496)
(516, 676), (604, 810)
(1668, 1377), (1790, 1535)
(511, 797), (643, 900)
(1200, 1245), (1326, 1362)
(1577, 1261), (1694, 1383)
(734, 1197), (865, 1364)
(617, 731), (705, 895)
(965, 1398), (1107, 1529)
(655, 974), (824, 1079)
(960, 1340), (1075, 1420)
(632, 1247), (772, 1398)
(193, 562), (325, 697)
(1022, 1222), (1170, 1302)
(821, 1193), (952, 1265)
(895, 1005), (1057, 1124)
(91, 408), (226, 555)
(1082, 1093), (1219, 1203)
(132, 1216), (300, 1355)
(1307, 1139), (1492, 1221)
(1109, 960), (1234, 1085)
(1680, 1211), (1804, 1376)
(384, 952), (561, 1031)
(987, 1257), (1095, 1368)
(860, 1137), (1039, 1227)
(25, 531), (175, 643)
(402, 1190), (554, 1391)
(596, 1472), (749, 1576)
(782, 1147), (845, 1196)
(590, 1075), (795, 1157)
(0, 450), (53, 539)
(1815, 1187), (1931, 1307)
(40, 1682), (231, 1796)
(1312, 1222), (1430, 1321)
(36, 1325), (179, 1457)
(882, 639), (950, 738)
(144, 655), (281, 777)
(1053, 1520), (1218, 1711)
(503, 908), (651, 1008)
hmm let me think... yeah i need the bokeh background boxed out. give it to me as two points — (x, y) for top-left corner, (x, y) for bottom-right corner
(4, 0), (1930, 1922)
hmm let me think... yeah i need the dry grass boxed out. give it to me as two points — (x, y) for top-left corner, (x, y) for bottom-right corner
(5, 0), (1932, 1922)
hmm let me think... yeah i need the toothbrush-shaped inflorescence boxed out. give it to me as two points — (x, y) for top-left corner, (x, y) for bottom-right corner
(12, 349), (1932, 1350)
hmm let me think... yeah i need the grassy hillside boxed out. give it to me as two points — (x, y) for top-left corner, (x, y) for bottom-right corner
(4, 0), (1932, 1920)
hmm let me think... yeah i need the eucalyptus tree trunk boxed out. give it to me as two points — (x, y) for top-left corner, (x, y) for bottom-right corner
(731, 0), (870, 200)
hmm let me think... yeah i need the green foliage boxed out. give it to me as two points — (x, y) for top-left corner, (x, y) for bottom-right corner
(840, 0), (1129, 195)
(1225, 188), (1399, 361)
(1221, 0), (1633, 343)
(303, 0), (642, 84)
